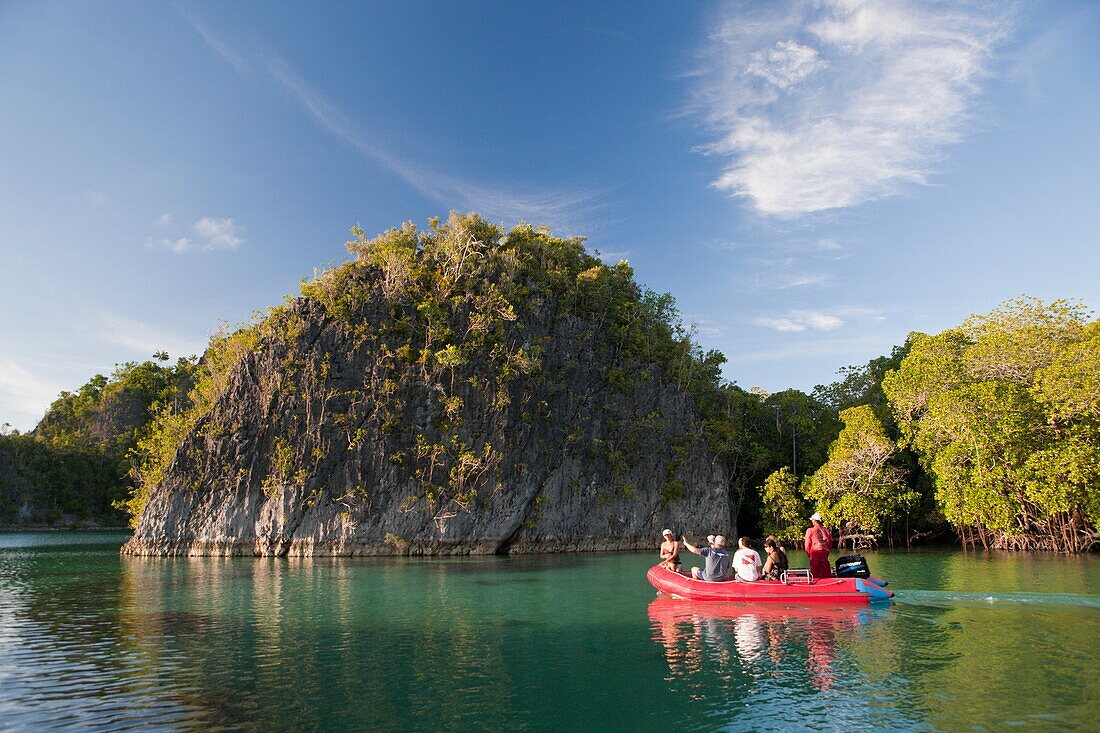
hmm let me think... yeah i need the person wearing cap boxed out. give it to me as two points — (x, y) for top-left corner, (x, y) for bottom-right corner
(681, 534), (731, 582)
(732, 537), (762, 581)
(658, 529), (681, 571)
(804, 512), (833, 579)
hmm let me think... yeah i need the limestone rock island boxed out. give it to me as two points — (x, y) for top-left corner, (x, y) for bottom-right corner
(122, 215), (735, 556)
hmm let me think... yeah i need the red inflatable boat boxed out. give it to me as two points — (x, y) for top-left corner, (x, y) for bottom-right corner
(647, 565), (894, 604)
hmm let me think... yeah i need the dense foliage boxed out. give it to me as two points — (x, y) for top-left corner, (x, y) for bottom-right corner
(758, 466), (806, 541)
(0, 356), (196, 525)
(0, 433), (120, 524)
(759, 297), (1099, 552)
(884, 298), (1099, 552)
(803, 405), (916, 537)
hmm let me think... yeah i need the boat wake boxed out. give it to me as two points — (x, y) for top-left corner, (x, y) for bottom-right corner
(894, 589), (1100, 610)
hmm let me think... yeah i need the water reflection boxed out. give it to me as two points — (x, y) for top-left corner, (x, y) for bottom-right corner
(114, 555), (527, 730)
(4, 539), (1099, 732)
(648, 597), (895, 719)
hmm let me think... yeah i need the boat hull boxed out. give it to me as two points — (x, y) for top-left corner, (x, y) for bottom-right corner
(646, 565), (893, 604)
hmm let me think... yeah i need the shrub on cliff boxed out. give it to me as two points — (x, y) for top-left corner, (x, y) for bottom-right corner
(121, 213), (757, 528)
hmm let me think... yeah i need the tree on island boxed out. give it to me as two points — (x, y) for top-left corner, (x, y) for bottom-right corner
(758, 466), (807, 542)
(884, 297), (1099, 552)
(803, 405), (915, 546)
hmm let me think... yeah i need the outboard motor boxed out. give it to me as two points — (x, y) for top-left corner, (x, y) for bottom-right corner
(835, 554), (871, 578)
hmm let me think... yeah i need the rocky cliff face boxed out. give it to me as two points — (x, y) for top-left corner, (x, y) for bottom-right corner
(123, 217), (734, 556)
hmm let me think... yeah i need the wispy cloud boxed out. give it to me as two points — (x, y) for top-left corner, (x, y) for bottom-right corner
(725, 332), (895, 364)
(174, 4), (250, 74)
(756, 310), (842, 333)
(0, 361), (64, 424)
(709, 239), (751, 251)
(754, 270), (831, 290)
(148, 217), (244, 253)
(593, 249), (630, 263)
(91, 313), (208, 359)
(86, 190), (111, 207)
(691, 0), (1011, 217)
(265, 57), (600, 229)
(154, 213), (173, 227)
(178, 10), (599, 230)
(754, 306), (883, 333)
(682, 315), (726, 340)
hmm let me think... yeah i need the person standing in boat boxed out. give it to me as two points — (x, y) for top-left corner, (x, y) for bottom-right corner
(804, 512), (833, 579)
(732, 537), (762, 582)
(658, 529), (681, 572)
(681, 534), (731, 581)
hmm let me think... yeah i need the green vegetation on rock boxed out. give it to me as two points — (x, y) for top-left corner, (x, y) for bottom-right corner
(0, 356), (196, 526)
(7, 214), (1095, 554)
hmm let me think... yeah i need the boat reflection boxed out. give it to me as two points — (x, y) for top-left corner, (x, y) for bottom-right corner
(648, 596), (890, 694)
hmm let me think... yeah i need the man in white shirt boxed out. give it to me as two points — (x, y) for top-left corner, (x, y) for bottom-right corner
(732, 536), (762, 582)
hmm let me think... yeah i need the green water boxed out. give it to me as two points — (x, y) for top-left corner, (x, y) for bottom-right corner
(1, 533), (1097, 731)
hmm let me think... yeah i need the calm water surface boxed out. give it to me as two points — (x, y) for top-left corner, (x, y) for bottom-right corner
(1, 532), (1097, 731)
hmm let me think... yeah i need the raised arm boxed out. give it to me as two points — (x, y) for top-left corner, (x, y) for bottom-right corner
(681, 536), (701, 555)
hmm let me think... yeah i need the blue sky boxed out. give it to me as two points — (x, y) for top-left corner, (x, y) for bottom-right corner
(2, 0), (1098, 431)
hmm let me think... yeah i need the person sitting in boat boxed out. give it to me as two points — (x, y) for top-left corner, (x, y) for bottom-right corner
(761, 536), (788, 580)
(732, 536), (762, 582)
(805, 512), (833, 579)
(681, 534), (731, 581)
(766, 534), (787, 561)
(658, 529), (681, 571)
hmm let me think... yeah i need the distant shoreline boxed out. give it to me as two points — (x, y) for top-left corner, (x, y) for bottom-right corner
(0, 525), (130, 532)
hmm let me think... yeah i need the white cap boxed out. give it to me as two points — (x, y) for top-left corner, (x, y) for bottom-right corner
(810, 512), (823, 522)
(662, 528), (673, 536)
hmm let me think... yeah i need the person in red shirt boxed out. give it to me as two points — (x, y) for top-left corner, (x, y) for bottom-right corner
(804, 512), (832, 579)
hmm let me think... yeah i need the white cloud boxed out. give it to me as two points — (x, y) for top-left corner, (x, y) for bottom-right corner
(148, 218), (243, 253)
(746, 40), (827, 89)
(0, 361), (64, 427)
(155, 213), (173, 227)
(194, 217), (244, 250)
(149, 236), (193, 253)
(692, 0), (1011, 216)
(754, 306), (882, 333)
(754, 317), (808, 333)
(756, 309), (842, 333)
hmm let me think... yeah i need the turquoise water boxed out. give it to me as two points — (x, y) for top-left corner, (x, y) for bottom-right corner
(1, 533), (1097, 731)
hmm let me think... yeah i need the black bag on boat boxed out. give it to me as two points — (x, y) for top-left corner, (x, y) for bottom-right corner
(835, 554), (870, 578)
